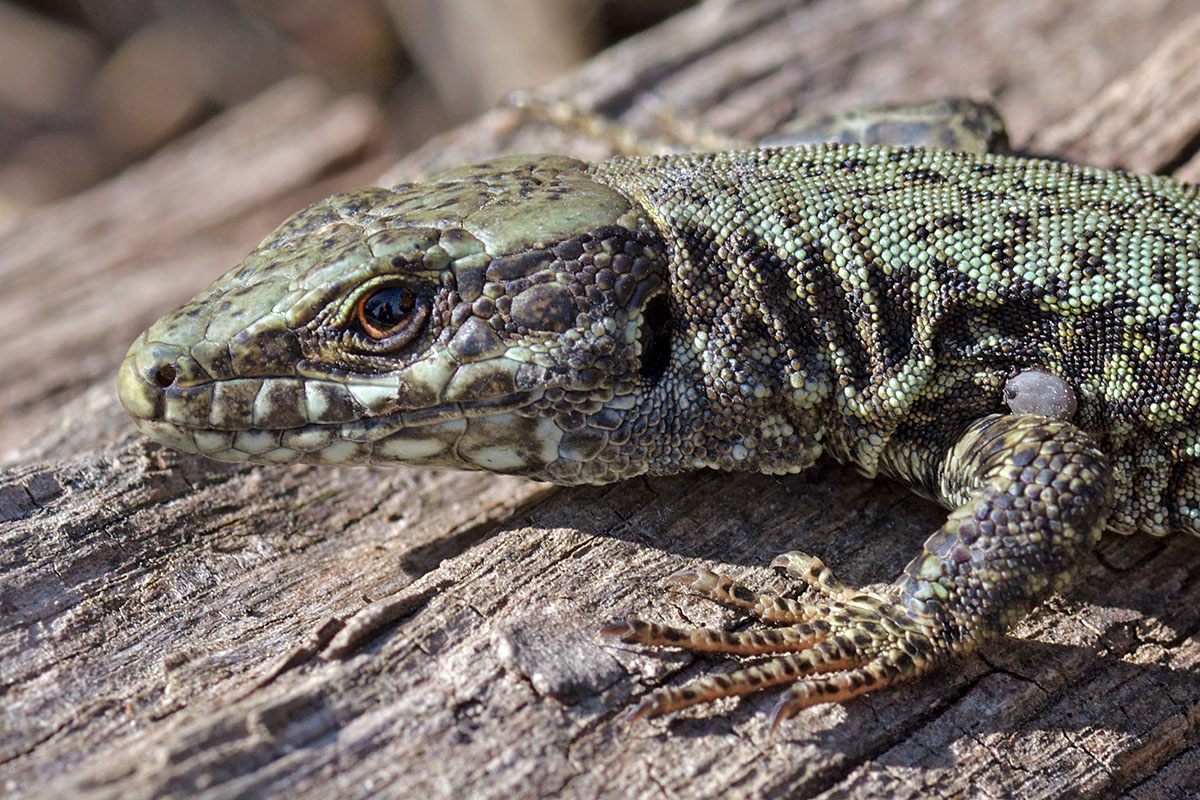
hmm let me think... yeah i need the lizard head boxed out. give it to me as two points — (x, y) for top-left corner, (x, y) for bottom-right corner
(118, 155), (676, 483)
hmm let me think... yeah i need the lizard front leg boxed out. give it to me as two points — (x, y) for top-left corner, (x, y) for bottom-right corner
(600, 413), (1113, 727)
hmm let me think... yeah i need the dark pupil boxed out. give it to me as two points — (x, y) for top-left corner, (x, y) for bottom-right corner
(364, 287), (415, 331)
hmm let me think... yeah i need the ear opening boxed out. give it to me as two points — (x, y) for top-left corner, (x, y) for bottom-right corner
(638, 292), (672, 381)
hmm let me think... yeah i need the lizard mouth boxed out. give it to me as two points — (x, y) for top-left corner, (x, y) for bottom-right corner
(118, 323), (578, 472)
(125, 388), (556, 469)
(124, 381), (549, 470)
(119, 343), (560, 469)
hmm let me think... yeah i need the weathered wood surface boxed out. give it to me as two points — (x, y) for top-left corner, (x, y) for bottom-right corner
(4, 1), (1200, 798)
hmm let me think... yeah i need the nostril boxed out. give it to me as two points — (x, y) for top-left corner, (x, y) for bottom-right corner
(152, 364), (178, 388)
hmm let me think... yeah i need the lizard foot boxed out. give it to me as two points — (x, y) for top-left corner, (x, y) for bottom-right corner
(599, 555), (939, 729)
(601, 414), (1113, 728)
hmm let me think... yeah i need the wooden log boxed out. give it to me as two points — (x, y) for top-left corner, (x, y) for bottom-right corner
(4, 2), (1200, 798)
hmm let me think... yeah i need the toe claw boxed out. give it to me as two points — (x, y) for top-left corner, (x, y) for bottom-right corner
(767, 686), (811, 733)
(623, 695), (661, 724)
(597, 620), (637, 640)
(768, 697), (791, 733)
(665, 567), (716, 588)
(771, 551), (850, 597)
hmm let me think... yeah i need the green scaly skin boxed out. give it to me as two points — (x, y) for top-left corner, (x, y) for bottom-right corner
(120, 114), (1200, 725)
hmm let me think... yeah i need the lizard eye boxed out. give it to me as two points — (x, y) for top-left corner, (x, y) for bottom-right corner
(355, 286), (427, 344)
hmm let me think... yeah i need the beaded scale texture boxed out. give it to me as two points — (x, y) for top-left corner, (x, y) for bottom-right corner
(119, 114), (1200, 724)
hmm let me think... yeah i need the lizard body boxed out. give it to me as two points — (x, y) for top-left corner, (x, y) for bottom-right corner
(118, 108), (1200, 724)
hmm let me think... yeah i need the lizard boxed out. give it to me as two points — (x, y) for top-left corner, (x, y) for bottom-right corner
(117, 98), (1200, 729)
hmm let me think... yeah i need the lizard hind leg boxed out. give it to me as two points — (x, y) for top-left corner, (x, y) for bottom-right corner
(762, 97), (1010, 153)
(600, 413), (1113, 727)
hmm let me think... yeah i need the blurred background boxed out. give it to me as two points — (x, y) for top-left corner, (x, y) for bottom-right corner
(0, 0), (696, 222)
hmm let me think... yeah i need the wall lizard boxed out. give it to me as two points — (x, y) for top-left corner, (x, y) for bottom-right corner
(117, 100), (1199, 728)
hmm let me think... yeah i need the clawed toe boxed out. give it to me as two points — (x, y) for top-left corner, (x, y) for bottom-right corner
(596, 620), (640, 640)
(665, 567), (717, 588)
(601, 558), (942, 726)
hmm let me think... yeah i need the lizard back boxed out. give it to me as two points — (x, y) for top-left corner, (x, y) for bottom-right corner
(591, 144), (1200, 535)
